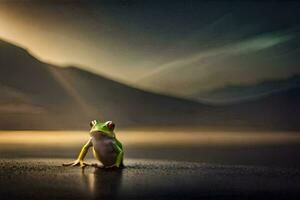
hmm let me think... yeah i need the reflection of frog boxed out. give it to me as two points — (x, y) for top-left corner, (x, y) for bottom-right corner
(63, 120), (124, 168)
(81, 167), (123, 199)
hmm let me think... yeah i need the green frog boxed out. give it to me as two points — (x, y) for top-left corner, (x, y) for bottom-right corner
(63, 120), (124, 168)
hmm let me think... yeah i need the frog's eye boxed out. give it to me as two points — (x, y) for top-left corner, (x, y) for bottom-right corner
(90, 121), (94, 127)
(107, 121), (115, 130)
(90, 120), (98, 127)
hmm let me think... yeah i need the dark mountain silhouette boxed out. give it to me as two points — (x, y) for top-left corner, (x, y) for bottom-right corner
(211, 87), (300, 130)
(0, 39), (299, 130)
(0, 40), (211, 129)
(192, 75), (300, 104)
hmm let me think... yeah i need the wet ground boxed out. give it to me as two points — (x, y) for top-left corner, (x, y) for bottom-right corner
(1, 158), (300, 200)
(1, 130), (300, 199)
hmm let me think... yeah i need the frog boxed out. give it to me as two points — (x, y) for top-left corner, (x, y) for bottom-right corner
(63, 120), (124, 169)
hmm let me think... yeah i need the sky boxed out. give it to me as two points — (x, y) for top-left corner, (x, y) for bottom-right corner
(0, 0), (299, 97)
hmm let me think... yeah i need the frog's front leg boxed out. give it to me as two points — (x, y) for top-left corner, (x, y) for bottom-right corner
(114, 143), (124, 168)
(63, 137), (93, 168)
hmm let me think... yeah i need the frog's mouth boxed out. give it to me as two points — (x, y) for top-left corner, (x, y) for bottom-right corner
(90, 130), (115, 138)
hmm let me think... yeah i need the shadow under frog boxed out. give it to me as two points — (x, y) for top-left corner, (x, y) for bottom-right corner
(81, 168), (123, 200)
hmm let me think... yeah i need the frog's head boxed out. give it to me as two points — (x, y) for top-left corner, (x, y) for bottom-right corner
(89, 120), (115, 137)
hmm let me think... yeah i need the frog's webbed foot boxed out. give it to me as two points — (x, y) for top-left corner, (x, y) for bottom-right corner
(83, 163), (100, 168)
(62, 160), (90, 168)
(100, 164), (124, 170)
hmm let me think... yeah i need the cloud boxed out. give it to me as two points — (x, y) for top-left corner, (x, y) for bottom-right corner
(137, 32), (294, 83)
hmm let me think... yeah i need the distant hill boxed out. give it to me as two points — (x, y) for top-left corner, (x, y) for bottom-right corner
(0, 40), (210, 129)
(0, 39), (299, 130)
(191, 75), (300, 104)
(211, 87), (300, 130)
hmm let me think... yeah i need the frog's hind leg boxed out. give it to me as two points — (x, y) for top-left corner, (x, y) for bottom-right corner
(120, 159), (125, 168)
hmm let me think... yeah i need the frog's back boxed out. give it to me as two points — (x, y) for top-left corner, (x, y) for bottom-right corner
(91, 133), (117, 166)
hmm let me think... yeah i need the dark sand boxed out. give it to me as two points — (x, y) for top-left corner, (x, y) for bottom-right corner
(1, 158), (300, 200)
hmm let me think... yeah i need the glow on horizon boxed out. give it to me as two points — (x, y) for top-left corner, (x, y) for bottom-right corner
(0, 130), (300, 146)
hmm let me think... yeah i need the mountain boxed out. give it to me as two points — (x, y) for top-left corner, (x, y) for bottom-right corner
(191, 75), (300, 104)
(0, 39), (299, 130)
(0, 40), (212, 129)
(212, 87), (300, 130)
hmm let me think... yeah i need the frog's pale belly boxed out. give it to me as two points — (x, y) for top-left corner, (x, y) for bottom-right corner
(91, 135), (117, 166)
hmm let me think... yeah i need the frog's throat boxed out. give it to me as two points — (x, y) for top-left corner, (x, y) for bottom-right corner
(90, 130), (115, 138)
